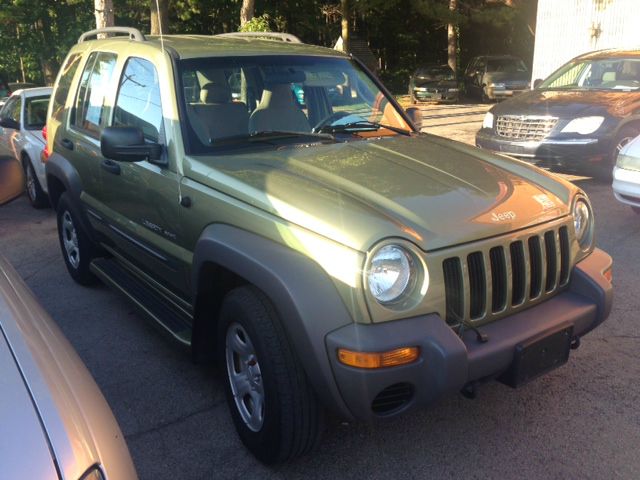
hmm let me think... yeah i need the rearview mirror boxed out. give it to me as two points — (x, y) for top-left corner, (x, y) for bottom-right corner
(405, 107), (423, 131)
(100, 126), (162, 163)
(533, 78), (543, 89)
(0, 117), (19, 130)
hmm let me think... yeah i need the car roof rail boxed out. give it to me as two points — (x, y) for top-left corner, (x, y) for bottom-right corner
(78, 27), (146, 44)
(215, 32), (302, 43)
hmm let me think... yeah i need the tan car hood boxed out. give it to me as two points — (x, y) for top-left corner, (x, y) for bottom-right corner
(187, 134), (574, 252)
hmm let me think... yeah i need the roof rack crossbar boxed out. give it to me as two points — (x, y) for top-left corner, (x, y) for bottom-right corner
(78, 27), (146, 44)
(215, 32), (302, 43)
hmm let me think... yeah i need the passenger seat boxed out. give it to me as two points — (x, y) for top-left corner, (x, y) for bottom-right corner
(249, 84), (310, 134)
(189, 82), (249, 143)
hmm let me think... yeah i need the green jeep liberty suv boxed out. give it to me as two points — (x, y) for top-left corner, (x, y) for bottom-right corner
(46, 27), (613, 464)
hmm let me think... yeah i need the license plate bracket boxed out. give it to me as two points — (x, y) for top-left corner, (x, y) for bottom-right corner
(499, 324), (574, 388)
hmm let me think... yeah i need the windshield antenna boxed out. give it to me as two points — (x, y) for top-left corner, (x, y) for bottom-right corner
(154, 0), (165, 54)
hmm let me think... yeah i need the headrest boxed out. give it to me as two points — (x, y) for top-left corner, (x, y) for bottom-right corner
(602, 71), (616, 83)
(258, 84), (298, 110)
(200, 82), (231, 104)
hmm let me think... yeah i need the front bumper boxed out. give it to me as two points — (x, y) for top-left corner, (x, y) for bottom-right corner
(612, 166), (640, 207)
(325, 248), (612, 421)
(413, 89), (459, 103)
(476, 128), (613, 170)
(486, 87), (528, 100)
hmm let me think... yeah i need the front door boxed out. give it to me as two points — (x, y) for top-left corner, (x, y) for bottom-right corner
(93, 56), (188, 299)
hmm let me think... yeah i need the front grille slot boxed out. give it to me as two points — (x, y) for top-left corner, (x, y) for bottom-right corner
(490, 247), (507, 312)
(510, 241), (526, 305)
(441, 221), (573, 326)
(544, 231), (558, 292)
(443, 257), (464, 324)
(559, 226), (570, 285)
(528, 236), (543, 298)
(467, 252), (486, 319)
(495, 115), (558, 141)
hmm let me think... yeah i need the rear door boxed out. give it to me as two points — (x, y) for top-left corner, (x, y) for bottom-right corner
(63, 51), (118, 207)
(0, 95), (22, 160)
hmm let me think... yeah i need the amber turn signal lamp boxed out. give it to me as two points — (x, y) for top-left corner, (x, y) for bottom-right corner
(603, 267), (612, 283)
(337, 347), (420, 369)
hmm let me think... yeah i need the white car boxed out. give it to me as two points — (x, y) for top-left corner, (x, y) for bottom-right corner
(0, 87), (52, 208)
(612, 134), (640, 214)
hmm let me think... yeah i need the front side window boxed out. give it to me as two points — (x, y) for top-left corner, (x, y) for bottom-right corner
(179, 55), (412, 153)
(540, 58), (640, 91)
(1, 96), (21, 124)
(73, 51), (117, 138)
(113, 57), (164, 142)
(25, 95), (50, 130)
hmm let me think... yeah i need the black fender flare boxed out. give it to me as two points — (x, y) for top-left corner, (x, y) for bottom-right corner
(192, 223), (356, 419)
(45, 152), (96, 242)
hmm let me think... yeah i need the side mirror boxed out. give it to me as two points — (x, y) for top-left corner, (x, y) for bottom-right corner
(533, 78), (543, 89)
(405, 107), (423, 131)
(100, 126), (162, 163)
(0, 117), (19, 130)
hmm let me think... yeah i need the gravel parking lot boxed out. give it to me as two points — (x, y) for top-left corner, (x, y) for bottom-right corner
(1, 103), (639, 479)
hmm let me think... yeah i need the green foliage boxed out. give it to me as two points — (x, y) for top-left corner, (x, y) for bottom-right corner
(0, 0), (536, 89)
(239, 13), (271, 32)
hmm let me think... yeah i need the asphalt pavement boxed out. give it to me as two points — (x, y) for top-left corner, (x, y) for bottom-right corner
(1, 104), (639, 479)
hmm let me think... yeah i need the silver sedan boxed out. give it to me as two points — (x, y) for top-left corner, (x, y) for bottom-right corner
(0, 255), (137, 479)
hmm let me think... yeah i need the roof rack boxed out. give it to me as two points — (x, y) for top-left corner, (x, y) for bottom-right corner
(215, 32), (302, 43)
(78, 27), (146, 44)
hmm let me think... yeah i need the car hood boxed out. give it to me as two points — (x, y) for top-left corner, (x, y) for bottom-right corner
(0, 332), (58, 479)
(186, 135), (574, 252)
(484, 71), (530, 84)
(491, 88), (640, 118)
(413, 78), (457, 88)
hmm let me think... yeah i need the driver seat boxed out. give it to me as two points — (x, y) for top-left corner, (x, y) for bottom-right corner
(248, 84), (310, 134)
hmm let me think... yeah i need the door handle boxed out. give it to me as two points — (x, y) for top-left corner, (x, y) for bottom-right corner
(61, 138), (74, 150)
(101, 159), (121, 175)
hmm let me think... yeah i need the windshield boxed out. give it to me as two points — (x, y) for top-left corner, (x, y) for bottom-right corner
(414, 66), (455, 81)
(178, 55), (412, 153)
(539, 58), (640, 91)
(486, 58), (528, 73)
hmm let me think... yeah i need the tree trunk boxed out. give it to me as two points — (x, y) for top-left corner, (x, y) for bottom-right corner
(341, 0), (350, 54)
(240, 0), (255, 27)
(150, 0), (170, 35)
(94, 0), (114, 31)
(447, 0), (457, 74)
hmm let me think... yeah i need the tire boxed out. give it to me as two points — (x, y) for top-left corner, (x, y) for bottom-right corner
(597, 125), (639, 181)
(217, 286), (323, 464)
(56, 192), (98, 285)
(23, 158), (49, 209)
(481, 85), (490, 103)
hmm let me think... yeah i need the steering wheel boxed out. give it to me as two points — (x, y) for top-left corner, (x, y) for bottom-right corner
(312, 111), (351, 133)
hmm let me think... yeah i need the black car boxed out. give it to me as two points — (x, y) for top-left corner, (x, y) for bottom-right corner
(408, 64), (458, 103)
(476, 49), (640, 178)
(464, 55), (530, 102)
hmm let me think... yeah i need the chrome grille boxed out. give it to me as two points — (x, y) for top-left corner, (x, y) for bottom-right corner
(442, 224), (571, 325)
(495, 115), (558, 141)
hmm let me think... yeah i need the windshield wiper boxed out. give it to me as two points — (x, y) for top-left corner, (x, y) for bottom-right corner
(249, 130), (336, 142)
(316, 120), (412, 136)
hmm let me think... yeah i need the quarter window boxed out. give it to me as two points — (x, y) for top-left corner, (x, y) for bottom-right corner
(113, 57), (164, 142)
(73, 51), (117, 138)
(51, 53), (82, 122)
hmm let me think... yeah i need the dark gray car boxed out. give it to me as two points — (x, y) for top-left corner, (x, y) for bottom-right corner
(464, 55), (530, 102)
(408, 65), (459, 103)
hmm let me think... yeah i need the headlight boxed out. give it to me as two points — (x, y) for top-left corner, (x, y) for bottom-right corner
(561, 116), (604, 135)
(616, 153), (640, 172)
(448, 88), (459, 92)
(489, 83), (505, 88)
(572, 197), (593, 250)
(482, 112), (494, 129)
(367, 245), (415, 304)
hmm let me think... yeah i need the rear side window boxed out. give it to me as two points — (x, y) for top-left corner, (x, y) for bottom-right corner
(113, 57), (163, 142)
(51, 53), (82, 122)
(73, 51), (117, 138)
(25, 96), (50, 129)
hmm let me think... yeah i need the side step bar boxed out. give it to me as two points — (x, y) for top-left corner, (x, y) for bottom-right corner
(90, 258), (192, 346)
